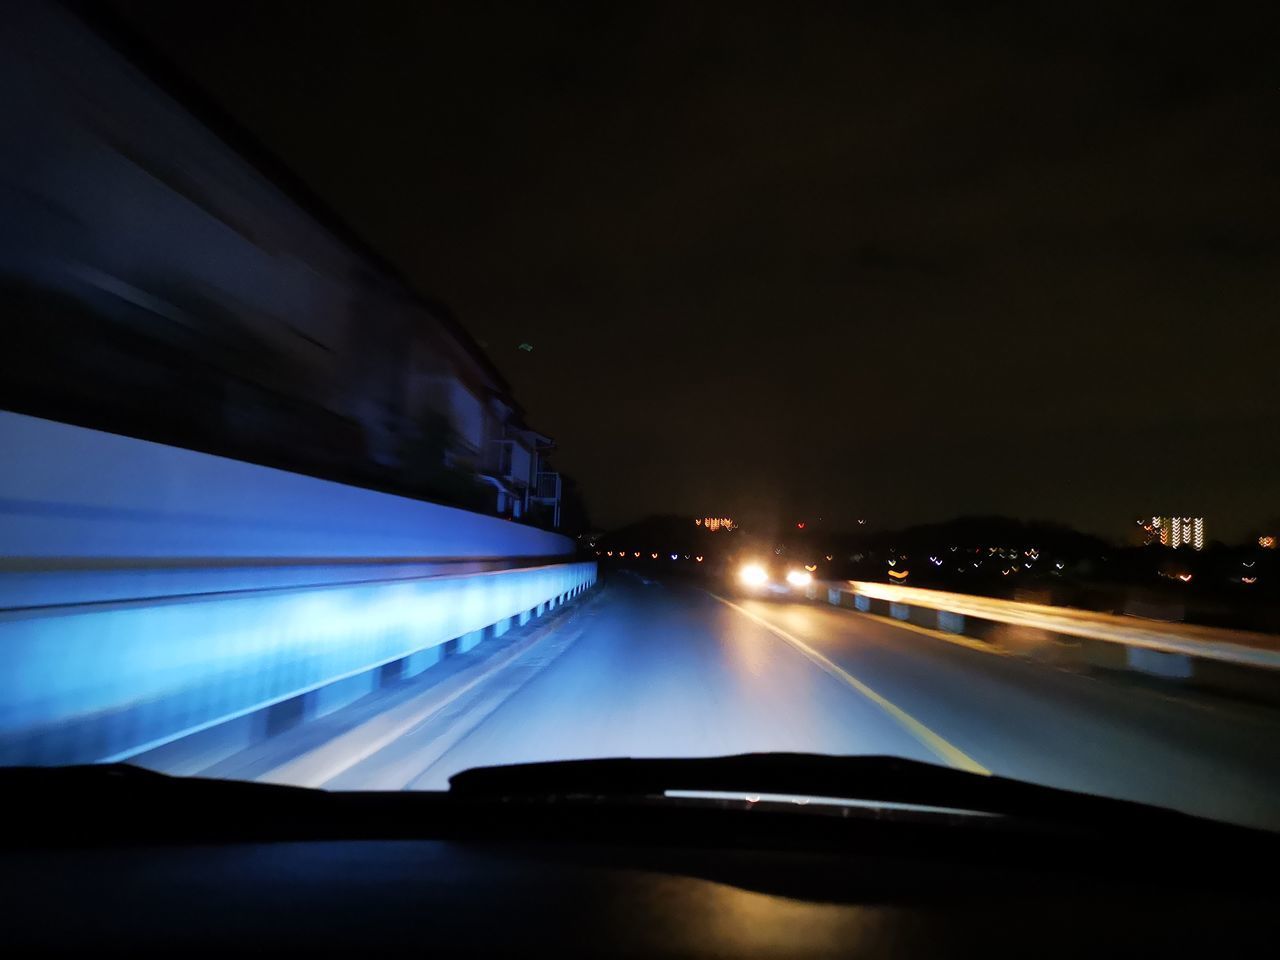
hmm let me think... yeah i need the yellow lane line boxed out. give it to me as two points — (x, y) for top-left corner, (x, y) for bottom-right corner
(710, 594), (990, 776)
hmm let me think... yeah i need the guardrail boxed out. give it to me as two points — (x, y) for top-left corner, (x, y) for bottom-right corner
(811, 580), (1280, 701)
(1, 561), (595, 766)
(0, 411), (597, 766)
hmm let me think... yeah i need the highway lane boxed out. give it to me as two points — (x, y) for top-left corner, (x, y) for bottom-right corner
(735, 595), (1280, 829)
(325, 573), (942, 789)
(308, 574), (1280, 829)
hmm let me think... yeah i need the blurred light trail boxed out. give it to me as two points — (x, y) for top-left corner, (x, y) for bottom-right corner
(845, 580), (1280, 667)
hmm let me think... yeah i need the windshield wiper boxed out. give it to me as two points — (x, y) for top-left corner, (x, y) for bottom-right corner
(448, 753), (1205, 828)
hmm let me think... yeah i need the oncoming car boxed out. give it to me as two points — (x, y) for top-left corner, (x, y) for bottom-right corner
(733, 558), (817, 598)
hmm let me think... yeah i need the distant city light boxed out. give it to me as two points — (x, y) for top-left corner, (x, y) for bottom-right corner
(804, 564), (818, 572)
(651, 552), (659, 559)
(1151, 516), (1205, 551)
(1176, 573), (1193, 583)
(887, 568), (909, 580)
(1242, 576), (1258, 584)
(670, 553), (678, 560)
(796, 522), (806, 529)
(698, 517), (735, 532)
(1260, 536), (1277, 549)
(695, 555), (704, 562)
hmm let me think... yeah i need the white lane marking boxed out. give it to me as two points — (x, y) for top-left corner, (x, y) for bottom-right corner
(258, 610), (589, 788)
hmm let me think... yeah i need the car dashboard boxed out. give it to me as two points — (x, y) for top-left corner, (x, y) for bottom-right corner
(0, 772), (1275, 957)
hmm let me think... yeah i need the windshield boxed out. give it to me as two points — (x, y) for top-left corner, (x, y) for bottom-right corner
(2, 0), (1279, 834)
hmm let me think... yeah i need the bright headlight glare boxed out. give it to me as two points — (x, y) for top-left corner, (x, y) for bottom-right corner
(739, 563), (768, 587)
(786, 569), (812, 587)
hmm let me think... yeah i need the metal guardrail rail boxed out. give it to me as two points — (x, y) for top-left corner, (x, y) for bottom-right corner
(1, 561), (597, 766)
(823, 580), (1280, 670)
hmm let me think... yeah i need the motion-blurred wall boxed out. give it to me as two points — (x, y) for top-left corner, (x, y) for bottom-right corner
(0, 409), (589, 767)
(0, 1), (556, 522)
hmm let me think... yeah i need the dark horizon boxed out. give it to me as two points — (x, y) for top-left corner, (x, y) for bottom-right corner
(106, 1), (1280, 540)
(599, 509), (1276, 551)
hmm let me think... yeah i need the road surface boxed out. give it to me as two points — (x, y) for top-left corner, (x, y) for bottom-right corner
(251, 573), (1280, 830)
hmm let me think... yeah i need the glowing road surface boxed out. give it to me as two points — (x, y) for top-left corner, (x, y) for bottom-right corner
(238, 574), (1280, 830)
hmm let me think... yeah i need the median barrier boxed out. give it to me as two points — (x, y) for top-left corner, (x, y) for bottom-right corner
(818, 579), (1280, 702)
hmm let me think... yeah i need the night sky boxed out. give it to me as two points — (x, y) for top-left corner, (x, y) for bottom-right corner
(110, 1), (1280, 540)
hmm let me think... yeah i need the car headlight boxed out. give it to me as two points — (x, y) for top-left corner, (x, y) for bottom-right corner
(785, 569), (812, 587)
(739, 563), (769, 587)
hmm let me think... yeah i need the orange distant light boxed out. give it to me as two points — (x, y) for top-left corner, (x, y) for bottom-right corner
(888, 568), (909, 580)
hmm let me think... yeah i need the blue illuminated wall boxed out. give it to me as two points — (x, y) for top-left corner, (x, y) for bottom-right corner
(0, 412), (570, 563)
(0, 412), (595, 765)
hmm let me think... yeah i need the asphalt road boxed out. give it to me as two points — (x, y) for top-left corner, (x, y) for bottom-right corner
(286, 573), (1280, 830)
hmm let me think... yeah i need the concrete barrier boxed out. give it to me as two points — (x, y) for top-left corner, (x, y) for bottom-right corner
(819, 579), (1280, 702)
(0, 412), (596, 765)
(0, 411), (570, 563)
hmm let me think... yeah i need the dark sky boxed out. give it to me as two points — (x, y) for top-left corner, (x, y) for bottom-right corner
(110, 1), (1280, 540)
